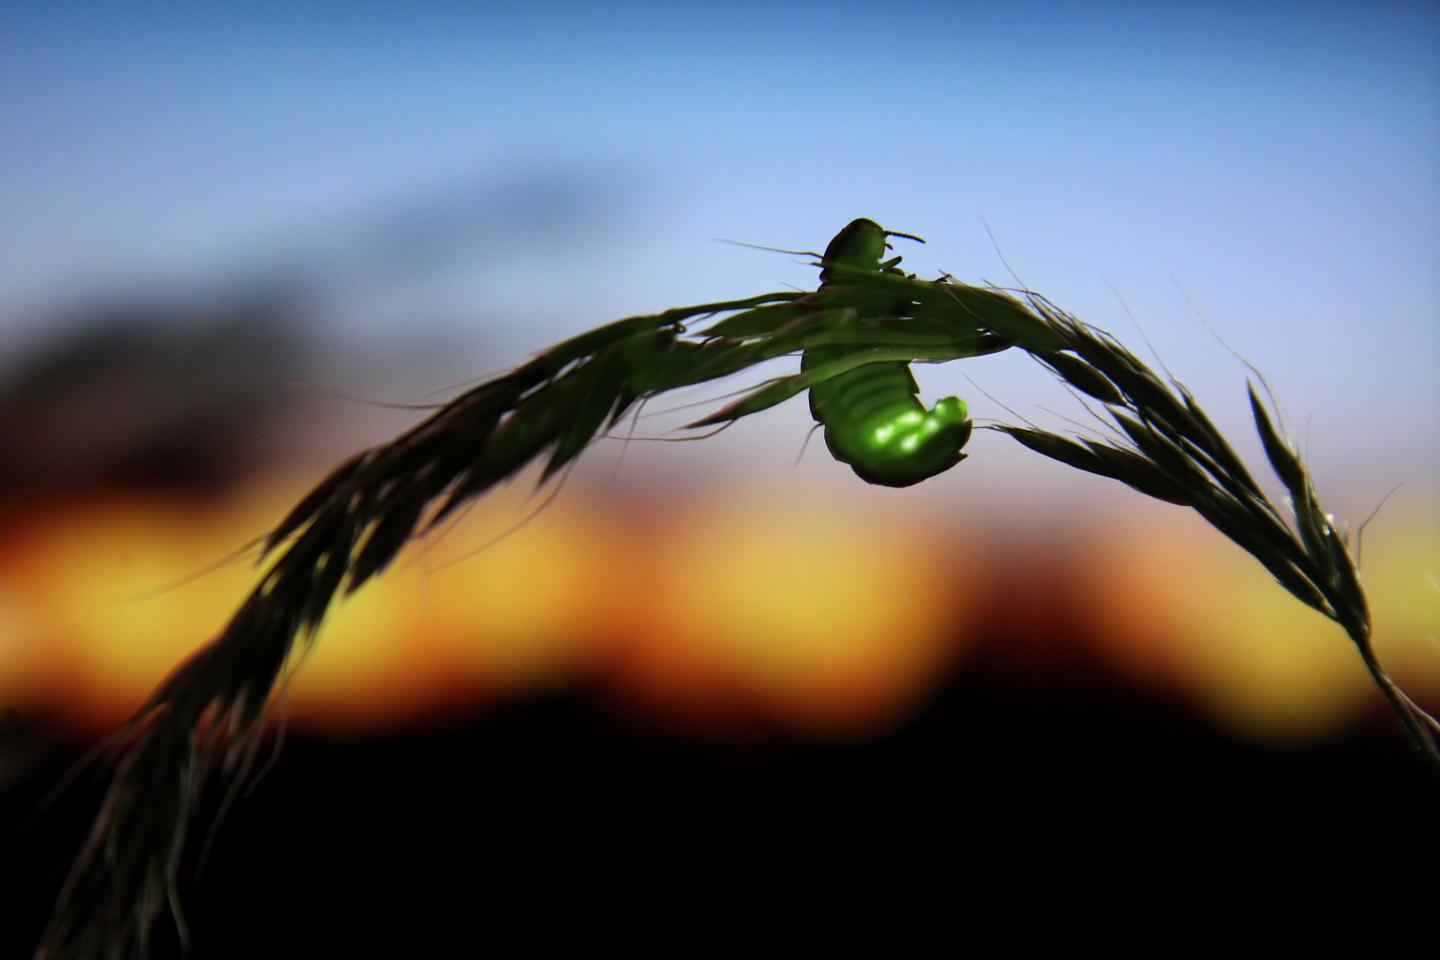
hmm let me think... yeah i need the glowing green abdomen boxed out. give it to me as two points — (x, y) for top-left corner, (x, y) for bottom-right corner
(806, 217), (973, 487)
(804, 348), (971, 488)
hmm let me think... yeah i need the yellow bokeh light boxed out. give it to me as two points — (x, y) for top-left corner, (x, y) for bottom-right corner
(1080, 506), (1377, 744)
(1, 497), (278, 726)
(419, 498), (619, 689)
(285, 565), (438, 731)
(8, 469), (1431, 743)
(0, 580), (43, 710)
(1360, 512), (1440, 707)
(645, 490), (969, 736)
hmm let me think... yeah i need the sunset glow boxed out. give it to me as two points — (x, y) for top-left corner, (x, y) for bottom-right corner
(2, 478), (1435, 743)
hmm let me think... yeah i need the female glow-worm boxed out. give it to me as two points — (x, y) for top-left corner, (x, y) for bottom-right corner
(802, 218), (973, 487)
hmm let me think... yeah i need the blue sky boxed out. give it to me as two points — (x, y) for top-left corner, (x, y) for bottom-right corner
(2, 1), (1437, 493)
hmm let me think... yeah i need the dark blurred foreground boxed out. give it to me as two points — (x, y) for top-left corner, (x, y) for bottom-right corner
(6, 651), (1436, 957)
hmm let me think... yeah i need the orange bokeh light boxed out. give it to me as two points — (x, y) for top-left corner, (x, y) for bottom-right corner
(1079, 503), (1377, 744)
(2, 476), (1435, 745)
(635, 489), (972, 736)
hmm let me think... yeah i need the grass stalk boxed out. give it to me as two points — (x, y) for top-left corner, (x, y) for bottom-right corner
(35, 222), (1437, 958)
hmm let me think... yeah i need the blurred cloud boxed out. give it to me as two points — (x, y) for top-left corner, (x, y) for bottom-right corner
(0, 296), (311, 497)
(0, 160), (635, 497)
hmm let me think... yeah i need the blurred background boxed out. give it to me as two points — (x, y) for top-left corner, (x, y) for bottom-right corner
(2, 1), (1438, 953)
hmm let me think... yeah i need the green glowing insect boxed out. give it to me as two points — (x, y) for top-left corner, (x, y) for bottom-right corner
(803, 218), (974, 487)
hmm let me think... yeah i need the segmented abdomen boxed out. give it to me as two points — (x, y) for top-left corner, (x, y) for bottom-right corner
(803, 346), (972, 488)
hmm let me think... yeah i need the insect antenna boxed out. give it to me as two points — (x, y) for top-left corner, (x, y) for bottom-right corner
(884, 229), (925, 245)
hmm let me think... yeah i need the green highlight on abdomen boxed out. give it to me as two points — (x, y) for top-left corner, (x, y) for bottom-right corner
(804, 348), (972, 488)
(804, 216), (974, 487)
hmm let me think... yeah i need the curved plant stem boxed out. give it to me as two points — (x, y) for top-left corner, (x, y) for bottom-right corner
(1351, 625), (1440, 773)
(36, 219), (1438, 959)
